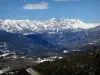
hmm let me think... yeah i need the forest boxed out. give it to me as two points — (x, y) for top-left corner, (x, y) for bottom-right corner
(34, 50), (100, 75)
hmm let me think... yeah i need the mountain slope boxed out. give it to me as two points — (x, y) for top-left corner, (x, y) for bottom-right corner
(0, 30), (57, 55)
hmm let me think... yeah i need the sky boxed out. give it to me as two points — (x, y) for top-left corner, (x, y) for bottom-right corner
(0, 0), (100, 23)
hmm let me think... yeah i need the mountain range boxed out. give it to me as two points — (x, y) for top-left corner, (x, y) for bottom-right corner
(0, 18), (100, 55)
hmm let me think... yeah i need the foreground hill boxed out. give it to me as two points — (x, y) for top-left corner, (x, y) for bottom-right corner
(34, 50), (100, 75)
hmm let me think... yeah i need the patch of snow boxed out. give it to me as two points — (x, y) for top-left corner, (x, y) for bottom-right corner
(58, 57), (63, 59)
(0, 53), (9, 57)
(89, 42), (94, 44)
(63, 50), (68, 53)
(21, 56), (26, 58)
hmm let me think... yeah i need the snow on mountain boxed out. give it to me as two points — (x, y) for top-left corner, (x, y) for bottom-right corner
(0, 53), (9, 57)
(0, 18), (100, 34)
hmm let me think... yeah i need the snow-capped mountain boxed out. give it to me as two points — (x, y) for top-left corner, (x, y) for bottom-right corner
(0, 18), (100, 55)
(0, 18), (99, 34)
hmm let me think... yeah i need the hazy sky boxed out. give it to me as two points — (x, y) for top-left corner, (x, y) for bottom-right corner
(0, 0), (100, 22)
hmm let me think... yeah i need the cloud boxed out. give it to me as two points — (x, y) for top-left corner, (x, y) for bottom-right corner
(23, 2), (49, 9)
(54, 0), (80, 2)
